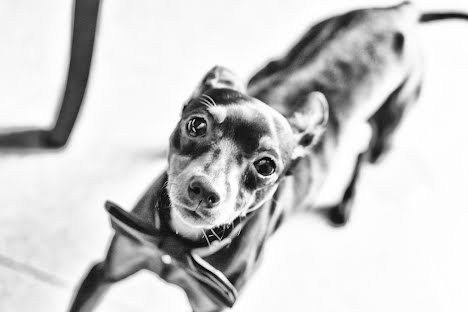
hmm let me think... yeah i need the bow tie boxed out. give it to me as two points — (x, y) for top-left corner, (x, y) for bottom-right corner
(104, 200), (238, 308)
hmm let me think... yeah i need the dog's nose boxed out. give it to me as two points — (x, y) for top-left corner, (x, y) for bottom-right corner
(188, 177), (220, 208)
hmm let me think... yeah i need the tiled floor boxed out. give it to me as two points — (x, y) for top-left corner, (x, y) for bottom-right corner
(1, 1), (468, 311)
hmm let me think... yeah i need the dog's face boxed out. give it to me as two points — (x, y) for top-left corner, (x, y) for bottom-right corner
(167, 66), (328, 229)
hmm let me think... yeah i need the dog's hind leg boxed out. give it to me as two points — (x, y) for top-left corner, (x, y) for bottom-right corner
(367, 76), (423, 164)
(69, 235), (148, 312)
(324, 153), (365, 226)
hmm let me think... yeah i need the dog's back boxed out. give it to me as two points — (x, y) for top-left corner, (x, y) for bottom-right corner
(248, 2), (420, 123)
(247, 3), (424, 212)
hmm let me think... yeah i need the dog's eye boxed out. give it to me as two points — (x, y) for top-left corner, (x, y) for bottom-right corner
(186, 117), (207, 137)
(254, 157), (276, 176)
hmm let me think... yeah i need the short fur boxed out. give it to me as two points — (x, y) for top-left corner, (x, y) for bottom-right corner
(69, 3), (468, 312)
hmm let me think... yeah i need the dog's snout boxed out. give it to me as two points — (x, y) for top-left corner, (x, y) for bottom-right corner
(188, 177), (220, 208)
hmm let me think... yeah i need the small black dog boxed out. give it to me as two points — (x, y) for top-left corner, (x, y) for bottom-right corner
(69, 3), (468, 311)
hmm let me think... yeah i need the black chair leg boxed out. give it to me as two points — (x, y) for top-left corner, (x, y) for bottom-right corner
(0, 0), (102, 149)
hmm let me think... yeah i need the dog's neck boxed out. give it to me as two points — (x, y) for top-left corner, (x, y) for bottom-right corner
(169, 208), (205, 241)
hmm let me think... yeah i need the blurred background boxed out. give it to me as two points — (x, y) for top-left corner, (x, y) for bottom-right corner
(1, 0), (468, 311)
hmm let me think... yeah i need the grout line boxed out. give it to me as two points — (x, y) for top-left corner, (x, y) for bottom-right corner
(0, 252), (69, 289)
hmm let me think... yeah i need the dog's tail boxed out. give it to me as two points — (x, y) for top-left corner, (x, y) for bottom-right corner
(419, 11), (468, 23)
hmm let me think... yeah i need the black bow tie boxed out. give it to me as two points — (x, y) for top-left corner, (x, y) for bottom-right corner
(104, 200), (238, 308)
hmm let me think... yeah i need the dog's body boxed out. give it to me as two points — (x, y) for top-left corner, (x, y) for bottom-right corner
(69, 3), (468, 312)
(249, 2), (425, 222)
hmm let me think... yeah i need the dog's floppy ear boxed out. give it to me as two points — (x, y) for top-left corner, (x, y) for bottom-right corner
(289, 92), (329, 159)
(188, 66), (245, 101)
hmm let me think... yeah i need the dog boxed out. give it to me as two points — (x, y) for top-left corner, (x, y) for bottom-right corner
(69, 3), (468, 311)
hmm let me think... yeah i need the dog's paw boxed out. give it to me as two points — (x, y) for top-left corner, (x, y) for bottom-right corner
(367, 143), (391, 164)
(324, 204), (349, 227)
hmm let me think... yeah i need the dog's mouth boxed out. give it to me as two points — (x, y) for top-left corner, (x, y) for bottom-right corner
(172, 201), (219, 227)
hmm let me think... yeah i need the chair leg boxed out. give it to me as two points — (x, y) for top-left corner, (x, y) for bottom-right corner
(0, 0), (102, 149)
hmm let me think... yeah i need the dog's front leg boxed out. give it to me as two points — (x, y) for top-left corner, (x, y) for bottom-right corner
(69, 234), (149, 312)
(68, 261), (112, 312)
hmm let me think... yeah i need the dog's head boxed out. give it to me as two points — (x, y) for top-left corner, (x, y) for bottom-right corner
(167, 66), (328, 229)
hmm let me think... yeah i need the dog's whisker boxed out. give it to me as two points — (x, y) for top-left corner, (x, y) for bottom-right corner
(220, 226), (226, 240)
(198, 99), (210, 107)
(198, 98), (214, 108)
(196, 97), (208, 106)
(210, 229), (222, 241)
(201, 94), (215, 103)
(201, 94), (217, 106)
(202, 230), (211, 247)
(196, 200), (202, 212)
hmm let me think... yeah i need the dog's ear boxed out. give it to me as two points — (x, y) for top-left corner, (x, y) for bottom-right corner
(189, 65), (246, 100)
(288, 92), (329, 159)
